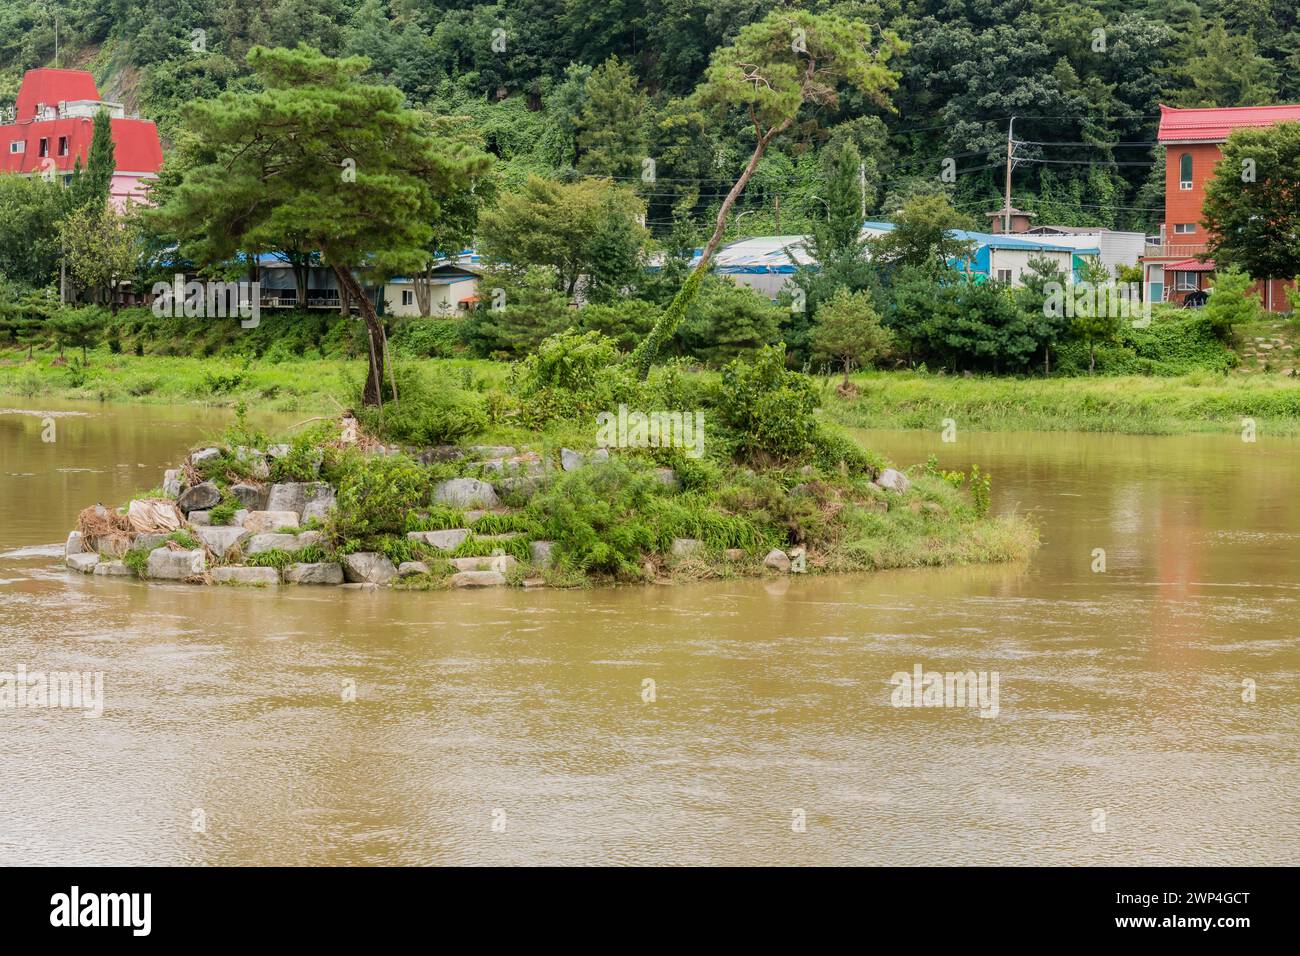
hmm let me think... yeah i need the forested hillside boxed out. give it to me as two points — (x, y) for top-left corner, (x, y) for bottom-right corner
(2, 0), (1298, 238)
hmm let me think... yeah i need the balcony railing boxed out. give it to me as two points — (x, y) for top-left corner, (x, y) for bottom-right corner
(1143, 241), (1210, 259)
(259, 293), (343, 310)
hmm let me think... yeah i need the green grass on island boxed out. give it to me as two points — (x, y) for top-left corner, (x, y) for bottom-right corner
(50, 339), (1038, 589)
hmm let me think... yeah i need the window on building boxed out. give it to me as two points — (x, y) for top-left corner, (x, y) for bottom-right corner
(1179, 153), (1193, 190)
(996, 269), (1013, 283)
(38, 138), (48, 157)
(8, 140), (23, 154)
(1173, 223), (1196, 234)
(401, 290), (414, 306)
(1175, 272), (1198, 291)
(58, 136), (69, 156)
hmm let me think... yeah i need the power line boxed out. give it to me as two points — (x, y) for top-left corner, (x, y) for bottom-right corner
(1016, 140), (1159, 147)
(1017, 157), (1157, 167)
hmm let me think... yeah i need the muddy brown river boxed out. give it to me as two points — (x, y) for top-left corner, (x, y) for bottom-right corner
(1, 400), (1296, 865)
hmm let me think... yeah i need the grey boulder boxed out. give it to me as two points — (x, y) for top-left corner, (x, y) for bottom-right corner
(146, 548), (205, 580)
(342, 552), (396, 585)
(178, 481), (221, 514)
(66, 553), (100, 573)
(194, 526), (250, 559)
(266, 482), (334, 519)
(407, 529), (470, 551)
(212, 566), (280, 586)
(450, 555), (517, 573)
(230, 482), (267, 511)
(243, 510), (299, 534)
(432, 478), (499, 510)
(875, 468), (912, 493)
(133, 532), (170, 552)
(763, 549), (791, 572)
(450, 570), (507, 588)
(163, 469), (183, 498)
(283, 562), (344, 585)
(244, 532), (320, 555)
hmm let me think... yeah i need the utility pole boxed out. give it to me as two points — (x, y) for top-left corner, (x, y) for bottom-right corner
(858, 161), (867, 222)
(1003, 116), (1016, 234)
(774, 193), (781, 232)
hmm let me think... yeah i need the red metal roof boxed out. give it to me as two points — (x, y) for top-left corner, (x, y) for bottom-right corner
(1, 69), (163, 176)
(14, 68), (99, 120)
(1158, 103), (1300, 143)
(1166, 259), (1216, 271)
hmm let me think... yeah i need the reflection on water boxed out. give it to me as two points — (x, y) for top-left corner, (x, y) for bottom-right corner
(1, 402), (1296, 865)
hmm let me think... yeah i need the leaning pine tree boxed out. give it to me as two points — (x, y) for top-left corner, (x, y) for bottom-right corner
(151, 45), (491, 407)
(629, 11), (904, 378)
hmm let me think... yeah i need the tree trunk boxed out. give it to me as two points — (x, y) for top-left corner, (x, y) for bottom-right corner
(333, 265), (385, 407)
(630, 116), (793, 378)
(413, 264), (433, 317)
(294, 261), (308, 312)
(1088, 343), (1095, 375)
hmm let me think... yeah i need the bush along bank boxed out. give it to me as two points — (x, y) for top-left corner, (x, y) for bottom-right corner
(61, 344), (1037, 589)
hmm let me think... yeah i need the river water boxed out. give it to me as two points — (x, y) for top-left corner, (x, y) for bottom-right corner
(1, 400), (1296, 865)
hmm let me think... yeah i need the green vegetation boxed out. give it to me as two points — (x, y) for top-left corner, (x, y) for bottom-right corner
(122, 547), (151, 579)
(827, 371), (1300, 435)
(83, 337), (1036, 588)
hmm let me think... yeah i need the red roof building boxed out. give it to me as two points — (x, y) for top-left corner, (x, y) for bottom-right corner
(1143, 103), (1300, 312)
(1, 68), (164, 207)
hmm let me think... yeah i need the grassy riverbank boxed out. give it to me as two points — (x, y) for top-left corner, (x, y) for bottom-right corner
(825, 370), (1300, 436)
(0, 348), (507, 413)
(7, 348), (1300, 437)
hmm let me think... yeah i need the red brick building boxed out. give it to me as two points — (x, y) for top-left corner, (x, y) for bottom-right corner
(1, 68), (164, 207)
(1143, 103), (1300, 311)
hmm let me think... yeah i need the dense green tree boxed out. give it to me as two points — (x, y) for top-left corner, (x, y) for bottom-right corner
(1069, 259), (1124, 374)
(1015, 255), (1072, 376)
(461, 265), (574, 358)
(0, 176), (67, 287)
(675, 276), (782, 364)
(630, 9), (904, 376)
(58, 201), (142, 312)
(576, 56), (646, 178)
(1171, 21), (1279, 107)
(477, 175), (646, 298)
(1202, 122), (1300, 285)
(47, 304), (104, 362)
(150, 45), (490, 405)
(67, 108), (116, 211)
(870, 193), (976, 279)
(809, 287), (894, 384)
(0, 279), (56, 355)
(1203, 268), (1262, 337)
